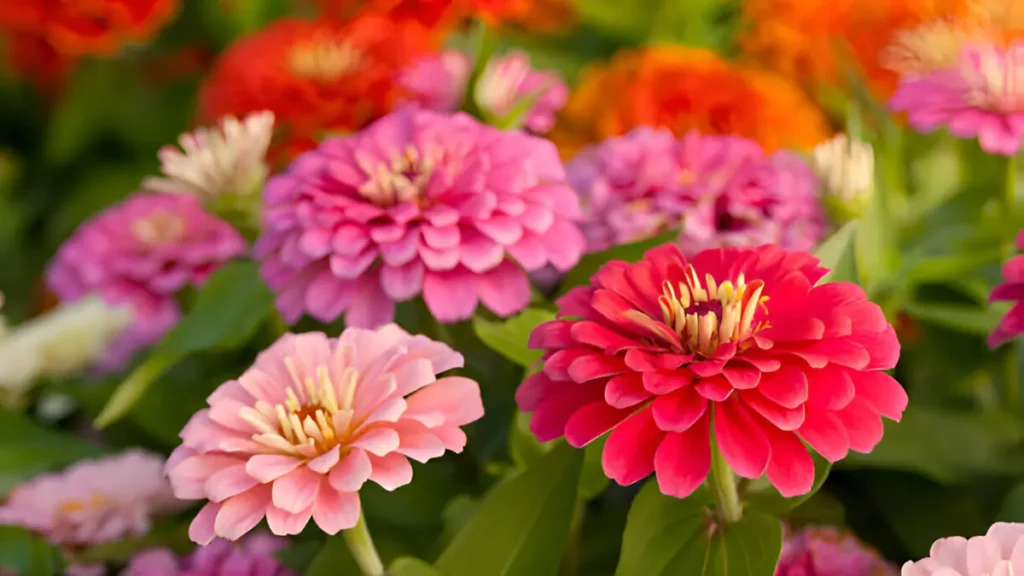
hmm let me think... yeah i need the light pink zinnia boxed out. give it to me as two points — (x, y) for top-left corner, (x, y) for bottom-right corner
(397, 49), (471, 113)
(474, 50), (569, 134)
(567, 128), (824, 256)
(0, 450), (181, 547)
(45, 192), (246, 370)
(889, 42), (1024, 156)
(902, 522), (1024, 575)
(124, 533), (294, 575)
(989, 230), (1024, 348)
(166, 325), (484, 543)
(255, 108), (585, 328)
(777, 526), (897, 575)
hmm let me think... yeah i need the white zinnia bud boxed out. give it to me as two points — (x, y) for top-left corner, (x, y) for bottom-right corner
(811, 133), (875, 221)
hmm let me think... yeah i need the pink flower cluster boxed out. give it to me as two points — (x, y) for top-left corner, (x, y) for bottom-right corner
(566, 128), (825, 256)
(255, 108), (585, 328)
(989, 230), (1024, 348)
(124, 533), (294, 576)
(776, 526), (897, 575)
(45, 193), (245, 370)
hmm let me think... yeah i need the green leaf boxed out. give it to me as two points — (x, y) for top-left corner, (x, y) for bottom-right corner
(303, 534), (360, 576)
(813, 222), (856, 283)
(435, 442), (583, 576)
(746, 453), (831, 514)
(576, 0), (660, 43)
(854, 178), (899, 294)
(0, 410), (106, 496)
(95, 261), (275, 428)
(76, 520), (192, 562)
(648, 0), (734, 51)
(840, 405), (1024, 483)
(390, 557), (443, 576)
(616, 482), (783, 576)
(997, 481), (1024, 522)
(0, 526), (65, 576)
(473, 308), (555, 367)
(903, 301), (1007, 336)
(559, 230), (679, 296)
(275, 541), (323, 574)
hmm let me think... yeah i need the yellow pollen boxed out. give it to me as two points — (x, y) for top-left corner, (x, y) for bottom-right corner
(131, 210), (186, 245)
(882, 18), (980, 76)
(288, 39), (362, 82)
(57, 493), (106, 515)
(356, 145), (437, 207)
(657, 265), (770, 356)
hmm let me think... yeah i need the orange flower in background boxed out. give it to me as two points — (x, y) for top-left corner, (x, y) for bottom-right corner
(549, 45), (830, 160)
(197, 16), (434, 160)
(314, 0), (555, 31)
(1, 32), (74, 95)
(0, 0), (179, 57)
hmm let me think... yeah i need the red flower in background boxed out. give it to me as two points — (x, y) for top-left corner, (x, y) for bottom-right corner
(1, 32), (73, 95)
(198, 16), (434, 160)
(517, 244), (906, 498)
(0, 0), (179, 57)
(314, 0), (530, 28)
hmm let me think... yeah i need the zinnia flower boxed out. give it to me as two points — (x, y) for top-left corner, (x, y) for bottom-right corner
(314, 0), (532, 29)
(549, 45), (830, 160)
(255, 108), (585, 328)
(811, 133), (875, 222)
(902, 522), (1024, 575)
(568, 128), (825, 255)
(516, 243), (906, 498)
(165, 326), (484, 542)
(0, 450), (181, 547)
(397, 49), (471, 113)
(45, 192), (246, 371)
(0, 0), (179, 57)
(889, 41), (1024, 156)
(777, 525), (897, 575)
(1, 31), (73, 95)
(124, 533), (294, 575)
(474, 50), (568, 133)
(988, 230), (1024, 348)
(197, 16), (434, 160)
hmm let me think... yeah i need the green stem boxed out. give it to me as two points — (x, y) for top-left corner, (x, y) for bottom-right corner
(1004, 155), (1020, 414)
(343, 510), (385, 576)
(709, 445), (743, 524)
(559, 502), (585, 576)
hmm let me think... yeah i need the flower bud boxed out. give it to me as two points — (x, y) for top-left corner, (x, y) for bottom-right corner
(811, 133), (874, 222)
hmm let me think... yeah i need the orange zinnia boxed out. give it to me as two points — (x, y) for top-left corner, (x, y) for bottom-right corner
(549, 45), (830, 160)
(0, 0), (179, 57)
(1, 32), (74, 95)
(314, 0), (532, 28)
(197, 16), (434, 160)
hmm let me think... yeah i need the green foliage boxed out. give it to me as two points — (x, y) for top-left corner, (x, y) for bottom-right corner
(473, 308), (554, 367)
(0, 410), (106, 496)
(558, 229), (680, 295)
(0, 526), (65, 576)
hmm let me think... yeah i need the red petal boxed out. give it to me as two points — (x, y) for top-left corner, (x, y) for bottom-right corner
(852, 371), (908, 421)
(797, 410), (850, 462)
(695, 375), (734, 401)
(722, 364), (761, 390)
(756, 365), (808, 409)
(654, 417), (712, 498)
(737, 354), (782, 372)
(743, 393), (805, 431)
(593, 261), (659, 317)
(806, 364), (855, 410)
(565, 402), (633, 448)
(570, 321), (642, 353)
(602, 408), (664, 486)
(624, 349), (692, 372)
(651, 388), (707, 432)
(713, 398), (771, 479)
(835, 396), (885, 453)
(605, 373), (651, 408)
(850, 326), (901, 370)
(528, 320), (574, 349)
(515, 371), (561, 412)
(642, 370), (695, 395)
(529, 383), (605, 442)
(767, 317), (825, 342)
(543, 349), (589, 380)
(568, 354), (629, 383)
(764, 428), (815, 497)
(591, 289), (643, 329)
(690, 359), (727, 377)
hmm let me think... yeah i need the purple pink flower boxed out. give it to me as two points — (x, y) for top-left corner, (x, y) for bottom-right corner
(567, 128), (825, 256)
(255, 108), (585, 328)
(889, 41), (1024, 156)
(902, 522), (1024, 575)
(474, 50), (569, 133)
(397, 49), (471, 113)
(989, 230), (1024, 348)
(776, 525), (897, 575)
(166, 325), (484, 543)
(124, 533), (295, 575)
(0, 450), (181, 547)
(45, 193), (246, 370)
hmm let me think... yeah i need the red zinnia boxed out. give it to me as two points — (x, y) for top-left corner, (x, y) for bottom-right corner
(516, 244), (906, 498)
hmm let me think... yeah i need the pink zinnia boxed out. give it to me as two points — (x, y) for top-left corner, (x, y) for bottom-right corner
(516, 244), (906, 498)
(902, 522), (1024, 575)
(0, 450), (182, 547)
(397, 49), (471, 113)
(166, 325), (484, 543)
(255, 108), (585, 328)
(889, 42), (1024, 156)
(45, 192), (246, 370)
(124, 533), (294, 575)
(567, 129), (824, 257)
(989, 230), (1024, 348)
(777, 526), (897, 575)
(474, 50), (569, 134)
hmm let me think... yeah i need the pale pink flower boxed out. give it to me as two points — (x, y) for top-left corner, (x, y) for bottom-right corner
(902, 522), (1024, 575)
(777, 526), (897, 575)
(166, 326), (484, 543)
(397, 50), (471, 113)
(255, 108), (585, 328)
(0, 450), (181, 547)
(889, 42), (1024, 155)
(124, 533), (294, 575)
(475, 50), (569, 133)
(45, 193), (246, 370)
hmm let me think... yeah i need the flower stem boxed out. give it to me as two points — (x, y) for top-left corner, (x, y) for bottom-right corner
(709, 445), (743, 524)
(559, 501), (585, 576)
(1004, 154), (1020, 414)
(343, 510), (385, 576)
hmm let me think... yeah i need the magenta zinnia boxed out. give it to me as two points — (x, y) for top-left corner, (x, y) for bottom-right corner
(166, 325), (484, 542)
(255, 108), (585, 328)
(516, 244), (906, 498)
(989, 230), (1024, 348)
(125, 533), (294, 576)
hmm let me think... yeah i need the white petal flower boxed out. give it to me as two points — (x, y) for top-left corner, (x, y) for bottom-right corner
(811, 133), (875, 217)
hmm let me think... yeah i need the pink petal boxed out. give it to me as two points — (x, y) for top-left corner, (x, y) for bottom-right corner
(213, 486), (271, 541)
(651, 388), (707, 432)
(459, 229), (505, 272)
(755, 365), (808, 409)
(206, 463), (260, 503)
(422, 268), (480, 322)
(305, 269), (355, 323)
(368, 452), (414, 491)
(329, 448), (373, 492)
(852, 371), (908, 421)
(654, 416), (711, 498)
(835, 396), (885, 453)
(713, 398), (771, 479)
(602, 408), (665, 486)
(392, 420), (447, 462)
(405, 376), (484, 426)
(266, 504), (313, 536)
(764, 428), (815, 497)
(189, 502), (221, 545)
(271, 466), (322, 514)
(604, 373), (651, 408)
(246, 454), (303, 483)
(308, 445), (341, 474)
(476, 260), (531, 318)
(380, 261), (425, 302)
(346, 273), (395, 329)
(564, 401), (632, 447)
(351, 427), (401, 456)
(312, 484), (361, 535)
(642, 370), (695, 395)
(797, 410), (850, 462)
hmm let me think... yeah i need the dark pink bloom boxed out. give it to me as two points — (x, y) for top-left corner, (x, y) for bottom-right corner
(397, 49), (471, 113)
(255, 108), (585, 328)
(516, 244), (905, 498)
(777, 526), (896, 575)
(124, 533), (294, 575)
(989, 230), (1024, 348)
(45, 193), (245, 370)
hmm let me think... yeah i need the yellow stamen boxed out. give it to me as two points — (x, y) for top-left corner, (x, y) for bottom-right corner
(288, 39), (362, 82)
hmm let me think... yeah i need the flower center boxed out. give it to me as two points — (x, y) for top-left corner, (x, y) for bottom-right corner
(657, 265), (769, 356)
(131, 210), (185, 245)
(882, 19), (975, 76)
(962, 44), (1024, 112)
(237, 357), (358, 457)
(288, 39), (362, 83)
(56, 493), (106, 516)
(357, 145), (437, 207)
